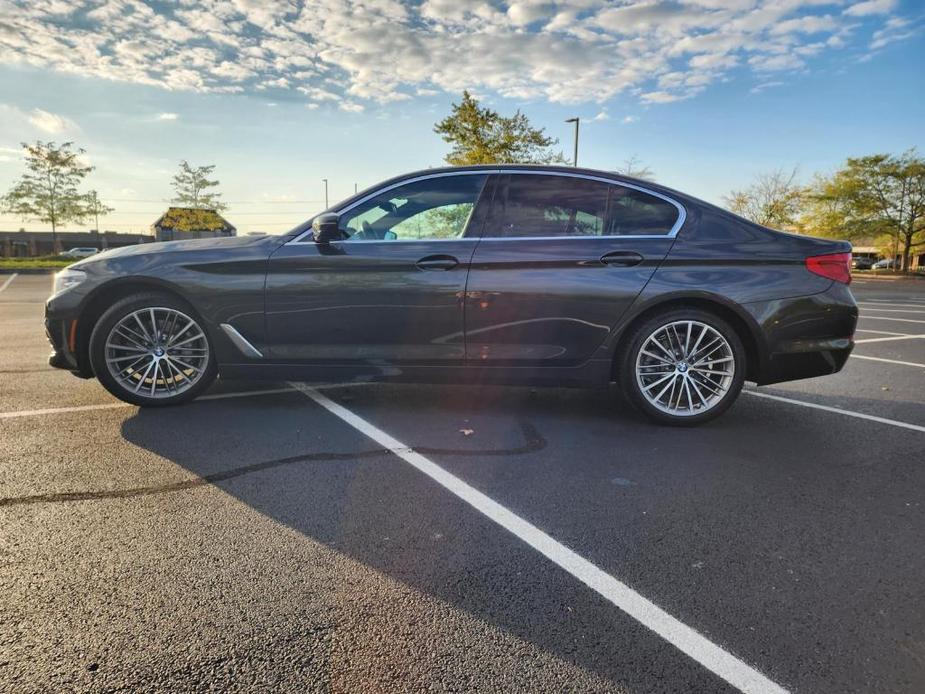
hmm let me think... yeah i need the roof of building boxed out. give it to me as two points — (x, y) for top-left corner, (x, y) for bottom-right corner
(153, 207), (235, 233)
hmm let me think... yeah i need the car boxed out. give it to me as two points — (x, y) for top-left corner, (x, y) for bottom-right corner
(59, 247), (99, 258)
(45, 165), (858, 425)
(851, 256), (876, 270)
(871, 258), (897, 270)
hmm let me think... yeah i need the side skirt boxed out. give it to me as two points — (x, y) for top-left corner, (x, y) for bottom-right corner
(217, 359), (613, 389)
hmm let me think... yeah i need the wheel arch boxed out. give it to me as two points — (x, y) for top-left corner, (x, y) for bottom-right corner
(608, 293), (766, 383)
(75, 277), (204, 376)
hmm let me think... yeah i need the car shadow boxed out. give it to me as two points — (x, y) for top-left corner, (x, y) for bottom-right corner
(117, 382), (722, 691)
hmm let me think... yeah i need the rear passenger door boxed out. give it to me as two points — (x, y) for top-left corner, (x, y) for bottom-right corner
(465, 172), (682, 365)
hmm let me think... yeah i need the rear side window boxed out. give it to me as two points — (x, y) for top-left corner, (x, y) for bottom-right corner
(488, 175), (609, 238)
(485, 174), (679, 238)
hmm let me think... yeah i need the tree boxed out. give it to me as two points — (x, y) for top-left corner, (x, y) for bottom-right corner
(171, 160), (227, 210)
(614, 155), (654, 181)
(434, 91), (565, 165)
(2, 141), (93, 250)
(84, 190), (114, 236)
(723, 168), (804, 230)
(803, 150), (925, 271)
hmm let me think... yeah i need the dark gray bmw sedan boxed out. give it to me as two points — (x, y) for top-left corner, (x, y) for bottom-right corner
(45, 165), (858, 425)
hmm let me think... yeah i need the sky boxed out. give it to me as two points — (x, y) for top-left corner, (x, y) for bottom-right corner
(0, 0), (923, 235)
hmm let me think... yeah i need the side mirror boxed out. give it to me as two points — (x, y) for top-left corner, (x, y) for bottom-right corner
(312, 213), (342, 244)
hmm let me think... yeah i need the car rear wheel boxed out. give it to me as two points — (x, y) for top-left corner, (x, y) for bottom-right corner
(89, 292), (217, 407)
(618, 308), (745, 426)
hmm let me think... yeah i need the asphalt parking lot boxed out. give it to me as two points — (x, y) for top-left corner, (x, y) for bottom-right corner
(1, 272), (923, 694)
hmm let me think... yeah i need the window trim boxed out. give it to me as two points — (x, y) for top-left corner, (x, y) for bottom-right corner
(287, 169), (686, 244)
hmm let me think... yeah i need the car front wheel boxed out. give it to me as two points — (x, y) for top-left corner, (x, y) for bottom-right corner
(619, 308), (746, 426)
(89, 292), (217, 407)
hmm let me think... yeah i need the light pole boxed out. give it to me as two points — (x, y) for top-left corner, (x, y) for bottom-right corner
(565, 117), (579, 167)
(322, 178), (329, 209)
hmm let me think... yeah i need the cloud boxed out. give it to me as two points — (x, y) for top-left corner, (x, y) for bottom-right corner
(0, 0), (910, 112)
(844, 0), (897, 17)
(590, 109), (610, 122)
(621, 115), (638, 124)
(769, 14), (839, 35)
(750, 80), (785, 94)
(641, 90), (685, 104)
(156, 112), (179, 121)
(869, 16), (919, 50)
(748, 53), (805, 72)
(28, 108), (75, 134)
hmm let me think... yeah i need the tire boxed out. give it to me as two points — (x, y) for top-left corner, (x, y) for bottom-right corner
(617, 308), (746, 426)
(89, 291), (217, 407)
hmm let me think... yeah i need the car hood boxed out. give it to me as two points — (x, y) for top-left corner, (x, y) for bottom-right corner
(70, 234), (283, 269)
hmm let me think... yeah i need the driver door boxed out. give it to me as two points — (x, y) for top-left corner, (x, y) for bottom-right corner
(265, 173), (492, 364)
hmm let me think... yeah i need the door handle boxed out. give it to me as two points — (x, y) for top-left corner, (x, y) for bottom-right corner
(416, 254), (459, 271)
(600, 251), (644, 267)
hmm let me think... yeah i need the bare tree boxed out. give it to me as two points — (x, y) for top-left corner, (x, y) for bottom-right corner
(614, 155), (654, 181)
(84, 190), (114, 234)
(723, 168), (804, 229)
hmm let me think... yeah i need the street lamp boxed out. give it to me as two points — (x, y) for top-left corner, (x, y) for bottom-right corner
(322, 178), (329, 209)
(565, 117), (579, 167)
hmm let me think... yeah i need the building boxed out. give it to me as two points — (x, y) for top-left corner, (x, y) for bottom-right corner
(0, 230), (153, 257)
(152, 208), (236, 242)
(853, 244), (924, 270)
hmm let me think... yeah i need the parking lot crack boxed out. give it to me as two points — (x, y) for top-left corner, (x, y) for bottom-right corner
(0, 421), (545, 508)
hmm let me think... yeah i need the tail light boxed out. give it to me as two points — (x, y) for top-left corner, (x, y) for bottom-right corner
(806, 252), (852, 285)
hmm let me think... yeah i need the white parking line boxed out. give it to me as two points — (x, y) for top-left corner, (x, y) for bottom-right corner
(854, 334), (925, 344)
(745, 391), (925, 433)
(0, 273), (18, 293)
(859, 316), (925, 325)
(0, 382), (374, 420)
(860, 307), (925, 315)
(854, 329), (909, 336)
(293, 383), (789, 694)
(860, 300), (925, 307)
(0, 387), (297, 420)
(851, 354), (925, 369)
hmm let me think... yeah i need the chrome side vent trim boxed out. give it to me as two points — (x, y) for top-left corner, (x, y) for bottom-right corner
(219, 323), (263, 359)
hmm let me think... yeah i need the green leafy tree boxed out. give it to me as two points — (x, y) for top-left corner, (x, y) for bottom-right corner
(723, 168), (805, 230)
(171, 160), (227, 211)
(1, 141), (93, 249)
(803, 150), (925, 271)
(434, 91), (565, 165)
(84, 189), (114, 234)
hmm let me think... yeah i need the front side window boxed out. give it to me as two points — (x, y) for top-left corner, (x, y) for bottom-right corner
(485, 174), (680, 238)
(338, 174), (488, 241)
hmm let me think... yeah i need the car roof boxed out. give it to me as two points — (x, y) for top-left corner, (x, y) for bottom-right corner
(342, 164), (695, 210)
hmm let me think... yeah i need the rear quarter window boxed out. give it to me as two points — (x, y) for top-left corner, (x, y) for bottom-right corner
(607, 186), (679, 236)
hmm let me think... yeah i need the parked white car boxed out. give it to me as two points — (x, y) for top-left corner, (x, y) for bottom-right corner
(871, 258), (897, 270)
(59, 247), (99, 258)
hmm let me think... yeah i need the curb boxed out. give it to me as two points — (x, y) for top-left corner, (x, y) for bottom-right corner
(0, 269), (58, 275)
(852, 274), (925, 282)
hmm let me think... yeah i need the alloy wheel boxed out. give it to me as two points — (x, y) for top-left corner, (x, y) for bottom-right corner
(635, 320), (735, 417)
(104, 307), (210, 399)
